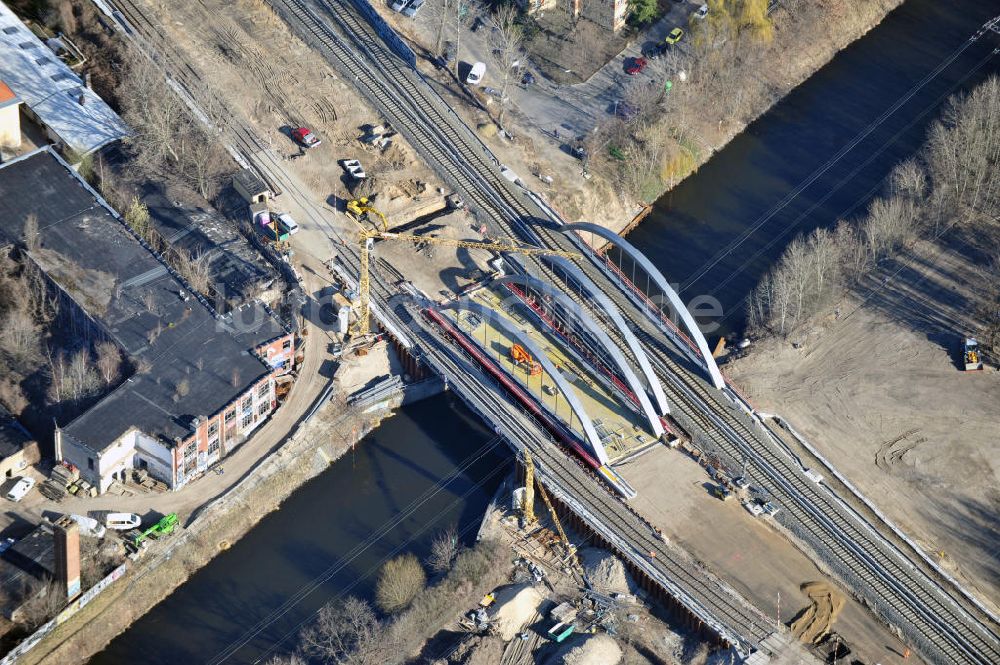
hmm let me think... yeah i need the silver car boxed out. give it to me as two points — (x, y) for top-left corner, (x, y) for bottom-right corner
(403, 0), (424, 17)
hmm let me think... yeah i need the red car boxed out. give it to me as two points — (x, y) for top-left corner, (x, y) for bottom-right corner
(291, 127), (321, 148)
(625, 57), (648, 76)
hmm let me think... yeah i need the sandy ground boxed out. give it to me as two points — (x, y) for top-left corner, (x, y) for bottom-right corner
(726, 233), (1000, 612)
(619, 445), (922, 665)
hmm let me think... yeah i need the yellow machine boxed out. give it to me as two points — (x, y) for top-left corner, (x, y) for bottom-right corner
(343, 200), (580, 341)
(522, 451), (583, 575)
(346, 198), (389, 232)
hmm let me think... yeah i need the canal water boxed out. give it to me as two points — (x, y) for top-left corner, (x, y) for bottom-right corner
(90, 395), (505, 665)
(90, 1), (999, 662)
(624, 0), (1000, 339)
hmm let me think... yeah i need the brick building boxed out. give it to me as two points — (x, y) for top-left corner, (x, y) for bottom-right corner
(0, 147), (294, 494)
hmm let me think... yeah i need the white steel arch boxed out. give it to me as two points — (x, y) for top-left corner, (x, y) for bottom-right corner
(560, 223), (726, 390)
(495, 274), (665, 438)
(437, 299), (610, 465)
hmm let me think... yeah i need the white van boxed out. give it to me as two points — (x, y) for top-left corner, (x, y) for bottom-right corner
(277, 213), (300, 235)
(467, 61), (486, 85)
(5, 476), (34, 502)
(105, 513), (142, 530)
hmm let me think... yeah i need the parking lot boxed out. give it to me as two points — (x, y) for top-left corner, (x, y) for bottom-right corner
(393, 0), (701, 139)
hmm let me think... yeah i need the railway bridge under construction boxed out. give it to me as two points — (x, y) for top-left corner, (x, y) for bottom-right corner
(98, 0), (1000, 661)
(273, 1), (1000, 662)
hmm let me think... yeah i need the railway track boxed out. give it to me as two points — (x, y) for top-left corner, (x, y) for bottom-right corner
(265, 1), (1000, 662)
(101, 0), (1000, 659)
(393, 299), (776, 651)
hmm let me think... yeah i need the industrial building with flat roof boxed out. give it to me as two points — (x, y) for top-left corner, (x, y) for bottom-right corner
(0, 1), (127, 157)
(0, 147), (294, 493)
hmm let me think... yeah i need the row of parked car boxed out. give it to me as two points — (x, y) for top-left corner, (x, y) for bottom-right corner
(390, 0), (424, 17)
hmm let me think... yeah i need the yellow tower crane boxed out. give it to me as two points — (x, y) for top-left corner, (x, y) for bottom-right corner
(344, 200), (580, 340)
(522, 450), (583, 575)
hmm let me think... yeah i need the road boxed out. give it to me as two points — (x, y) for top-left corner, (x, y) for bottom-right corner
(267, 1), (1000, 662)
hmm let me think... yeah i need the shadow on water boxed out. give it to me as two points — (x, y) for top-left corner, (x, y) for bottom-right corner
(89, 394), (507, 665)
(623, 0), (1000, 339)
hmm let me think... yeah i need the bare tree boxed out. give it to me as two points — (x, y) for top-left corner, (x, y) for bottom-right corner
(375, 553), (426, 613)
(23, 214), (40, 251)
(96, 341), (122, 386)
(487, 4), (525, 128)
(299, 596), (389, 665)
(176, 248), (213, 296)
(16, 578), (66, 629)
(119, 51), (186, 168)
(427, 524), (461, 574)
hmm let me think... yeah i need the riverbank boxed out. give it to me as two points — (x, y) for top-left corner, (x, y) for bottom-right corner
(14, 361), (402, 665)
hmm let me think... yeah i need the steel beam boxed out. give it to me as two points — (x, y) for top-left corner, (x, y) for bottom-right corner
(495, 274), (664, 438)
(437, 299), (610, 466)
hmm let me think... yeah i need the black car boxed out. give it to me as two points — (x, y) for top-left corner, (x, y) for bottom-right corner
(642, 42), (668, 59)
(471, 16), (484, 32)
(521, 70), (535, 85)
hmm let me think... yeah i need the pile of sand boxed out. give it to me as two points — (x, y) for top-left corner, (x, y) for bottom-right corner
(549, 633), (623, 665)
(490, 583), (544, 641)
(579, 548), (634, 596)
(790, 581), (845, 644)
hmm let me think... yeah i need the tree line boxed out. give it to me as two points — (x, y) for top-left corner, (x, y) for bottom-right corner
(748, 76), (1000, 339)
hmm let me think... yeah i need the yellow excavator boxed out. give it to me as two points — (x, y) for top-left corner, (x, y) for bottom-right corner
(346, 197), (389, 232)
(521, 451), (583, 576)
(343, 199), (580, 342)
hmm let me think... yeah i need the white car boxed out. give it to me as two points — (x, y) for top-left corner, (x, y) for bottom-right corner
(105, 512), (142, 530)
(467, 61), (486, 85)
(340, 159), (366, 180)
(69, 514), (107, 539)
(390, 0), (410, 12)
(694, 4), (708, 19)
(277, 213), (300, 235)
(743, 500), (764, 517)
(5, 476), (35, 502)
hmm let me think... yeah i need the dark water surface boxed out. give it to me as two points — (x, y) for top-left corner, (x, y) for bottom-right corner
(90, 1), (1000, 662)
(624, 0), (1000, 338)
(89, 395), (504, 664)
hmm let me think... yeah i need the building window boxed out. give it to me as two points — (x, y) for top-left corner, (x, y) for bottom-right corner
(184, 443), (196, 461)
(225, 409), (236, 425)
(3, 26), (19, 35)
(257, 401), (269, 417)
(88, 457), (94, 470)
(282, 339), (292, 351)
(208, 422), (219, 439)
(242, 397), (252, 414)
(241, 412), (254, 429)
(208, 440), (220, 457)
(257, 382), (269, 400)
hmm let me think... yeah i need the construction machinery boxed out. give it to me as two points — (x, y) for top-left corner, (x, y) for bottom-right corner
(522, 451), (582, 575)
(343, 199), (580, 341)
(347, 197), (388, 231)
(964, 337), (983, 371)
(510, 343), (542, 376)
(126, 512), (178, 551)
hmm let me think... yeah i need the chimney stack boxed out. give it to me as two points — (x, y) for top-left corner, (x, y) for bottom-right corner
(53, 516), (81, 601)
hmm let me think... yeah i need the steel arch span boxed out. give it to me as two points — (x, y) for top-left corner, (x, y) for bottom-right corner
(436, 299), (611, 465)
(560, 223), (726, 390)
(495, 274), (665, 438)
(543, 256), (672, 416)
